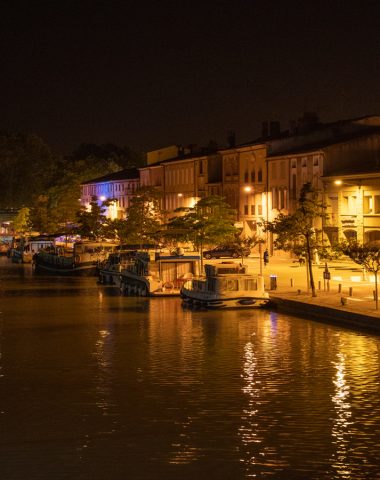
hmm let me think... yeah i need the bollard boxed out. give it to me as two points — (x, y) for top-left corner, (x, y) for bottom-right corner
(318, 280), (321, 290)
(374, 290), (376, 301)
(290, 278), (293, 287)
(270, 275), (277, 290)
(338, 284), (342, 293)
(349, 286), (353, 297)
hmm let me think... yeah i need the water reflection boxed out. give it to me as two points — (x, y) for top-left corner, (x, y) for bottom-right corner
(147, 300), (204, 465)
(1, 258), (380, 479)
(331, 351), (353, 479)
(93, 329), (113, 415)
(239, 341), (263, 470)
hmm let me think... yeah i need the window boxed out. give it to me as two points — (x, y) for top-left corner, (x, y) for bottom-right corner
(375, 195), (380, 214)
(272, 188), (278, 209)
(258, 169), (262, 182)
(364, 195), (373, 214)
(244, 205), (249, 215)
(251, 170), (255, 182)
(257, 205), (262, 215)
(244, 171), (249, 182)
(271, 163), (277, 180)
(366, 194), (380, 214)
(251, 205), (255, 215)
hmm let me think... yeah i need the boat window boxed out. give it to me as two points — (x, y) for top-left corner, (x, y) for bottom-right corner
(245, 279), (257, 290)
(226, 279), (239, 291)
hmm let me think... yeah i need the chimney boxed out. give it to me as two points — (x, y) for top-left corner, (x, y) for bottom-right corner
(262, 121), (269, 138)
(227, 131), (236, 148)
(269, 121), (281, 137)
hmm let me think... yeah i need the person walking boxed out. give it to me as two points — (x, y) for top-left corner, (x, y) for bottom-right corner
(263, 249), (269, 266)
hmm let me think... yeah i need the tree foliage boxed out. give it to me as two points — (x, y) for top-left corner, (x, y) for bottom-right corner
(29, 154), (120, 233)
(124, 187), (164, 246)
(166, 195), (238, 259)
(264, 183), (326, 297)
(0, 132), (142, 234)
(339, 241), (380, 309)
(0, 132), (57, 208)
(75, 201), (108, 240)
(12, 207), (32, 235)
(71, 143), (144, 169)
(230, 234), (264, 264)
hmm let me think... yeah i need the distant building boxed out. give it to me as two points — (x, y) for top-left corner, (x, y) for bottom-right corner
(80, 168), (140, 219)
(267, 115), (380, 246)
(140, 144), (222, 220)
(219, 143), (267, 238)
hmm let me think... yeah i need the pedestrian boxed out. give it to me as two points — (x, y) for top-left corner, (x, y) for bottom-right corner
(263, 249), (269, 266)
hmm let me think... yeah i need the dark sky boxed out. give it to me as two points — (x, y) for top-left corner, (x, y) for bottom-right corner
(1, 0), (380, 155)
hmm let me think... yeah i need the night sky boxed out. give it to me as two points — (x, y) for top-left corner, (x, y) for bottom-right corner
(1, 1), (380, 155)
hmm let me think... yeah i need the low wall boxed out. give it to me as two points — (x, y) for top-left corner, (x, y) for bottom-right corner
(269, 296), (380, 335)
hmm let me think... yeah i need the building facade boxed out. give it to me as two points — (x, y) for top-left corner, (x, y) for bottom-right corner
(80, 168), (140, 219)
(80, 115), (380, 251)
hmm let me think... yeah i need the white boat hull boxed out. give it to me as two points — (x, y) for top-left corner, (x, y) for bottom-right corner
(181, 288), (269, 309)
(180, 263), (269, 309)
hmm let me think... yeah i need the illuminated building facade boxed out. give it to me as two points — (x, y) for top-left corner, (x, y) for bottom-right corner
(80, 168), (139, 219)
(80, 115), (380, 250)
(219, 143), (267, 238)
(267, 115), (380, 248)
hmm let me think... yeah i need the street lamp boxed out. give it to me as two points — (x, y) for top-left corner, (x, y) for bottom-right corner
(333, 179), (362, 189)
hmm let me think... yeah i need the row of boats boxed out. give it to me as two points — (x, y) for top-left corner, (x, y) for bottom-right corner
(6, 236), (270, 309)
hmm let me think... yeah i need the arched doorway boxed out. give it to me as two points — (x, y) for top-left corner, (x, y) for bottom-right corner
(343, 229), (357, 242)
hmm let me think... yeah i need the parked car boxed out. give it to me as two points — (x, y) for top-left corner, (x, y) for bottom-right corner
(202, 245), (251, 259)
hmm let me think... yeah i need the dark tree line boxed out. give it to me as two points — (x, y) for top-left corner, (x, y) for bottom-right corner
(0, 131), (144, 233)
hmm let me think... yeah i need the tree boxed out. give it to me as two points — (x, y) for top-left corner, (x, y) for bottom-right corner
(75, 200), (108, 240)
(12, 207), (32, 235)
(166, 195), (238, 265)
(29, 155), (120, 234)
(0, 131), (58, 208)
(102, 218), (129, 244)
(124, 187), (164, 247)
(230, 234), (264, 265)
(264, 183), (326, 297)
(339, 241), (380, 310)
(71, 143), (144, 169)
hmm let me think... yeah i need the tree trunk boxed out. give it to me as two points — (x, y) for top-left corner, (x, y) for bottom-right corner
(375, 271), (378, 310)
(306, 234), (316, 297)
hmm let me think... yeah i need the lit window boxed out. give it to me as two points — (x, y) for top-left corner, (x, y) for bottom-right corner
(375, 195), (380, 214)
(364, 195), (373, 214)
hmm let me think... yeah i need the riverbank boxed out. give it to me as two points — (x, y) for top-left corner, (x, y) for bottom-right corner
(262, 255), (380, 335)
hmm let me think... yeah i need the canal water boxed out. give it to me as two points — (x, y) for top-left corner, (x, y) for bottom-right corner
(1, 258), (380, 480)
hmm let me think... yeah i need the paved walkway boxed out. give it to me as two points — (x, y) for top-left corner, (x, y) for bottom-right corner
(254, 255), (380, 334)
